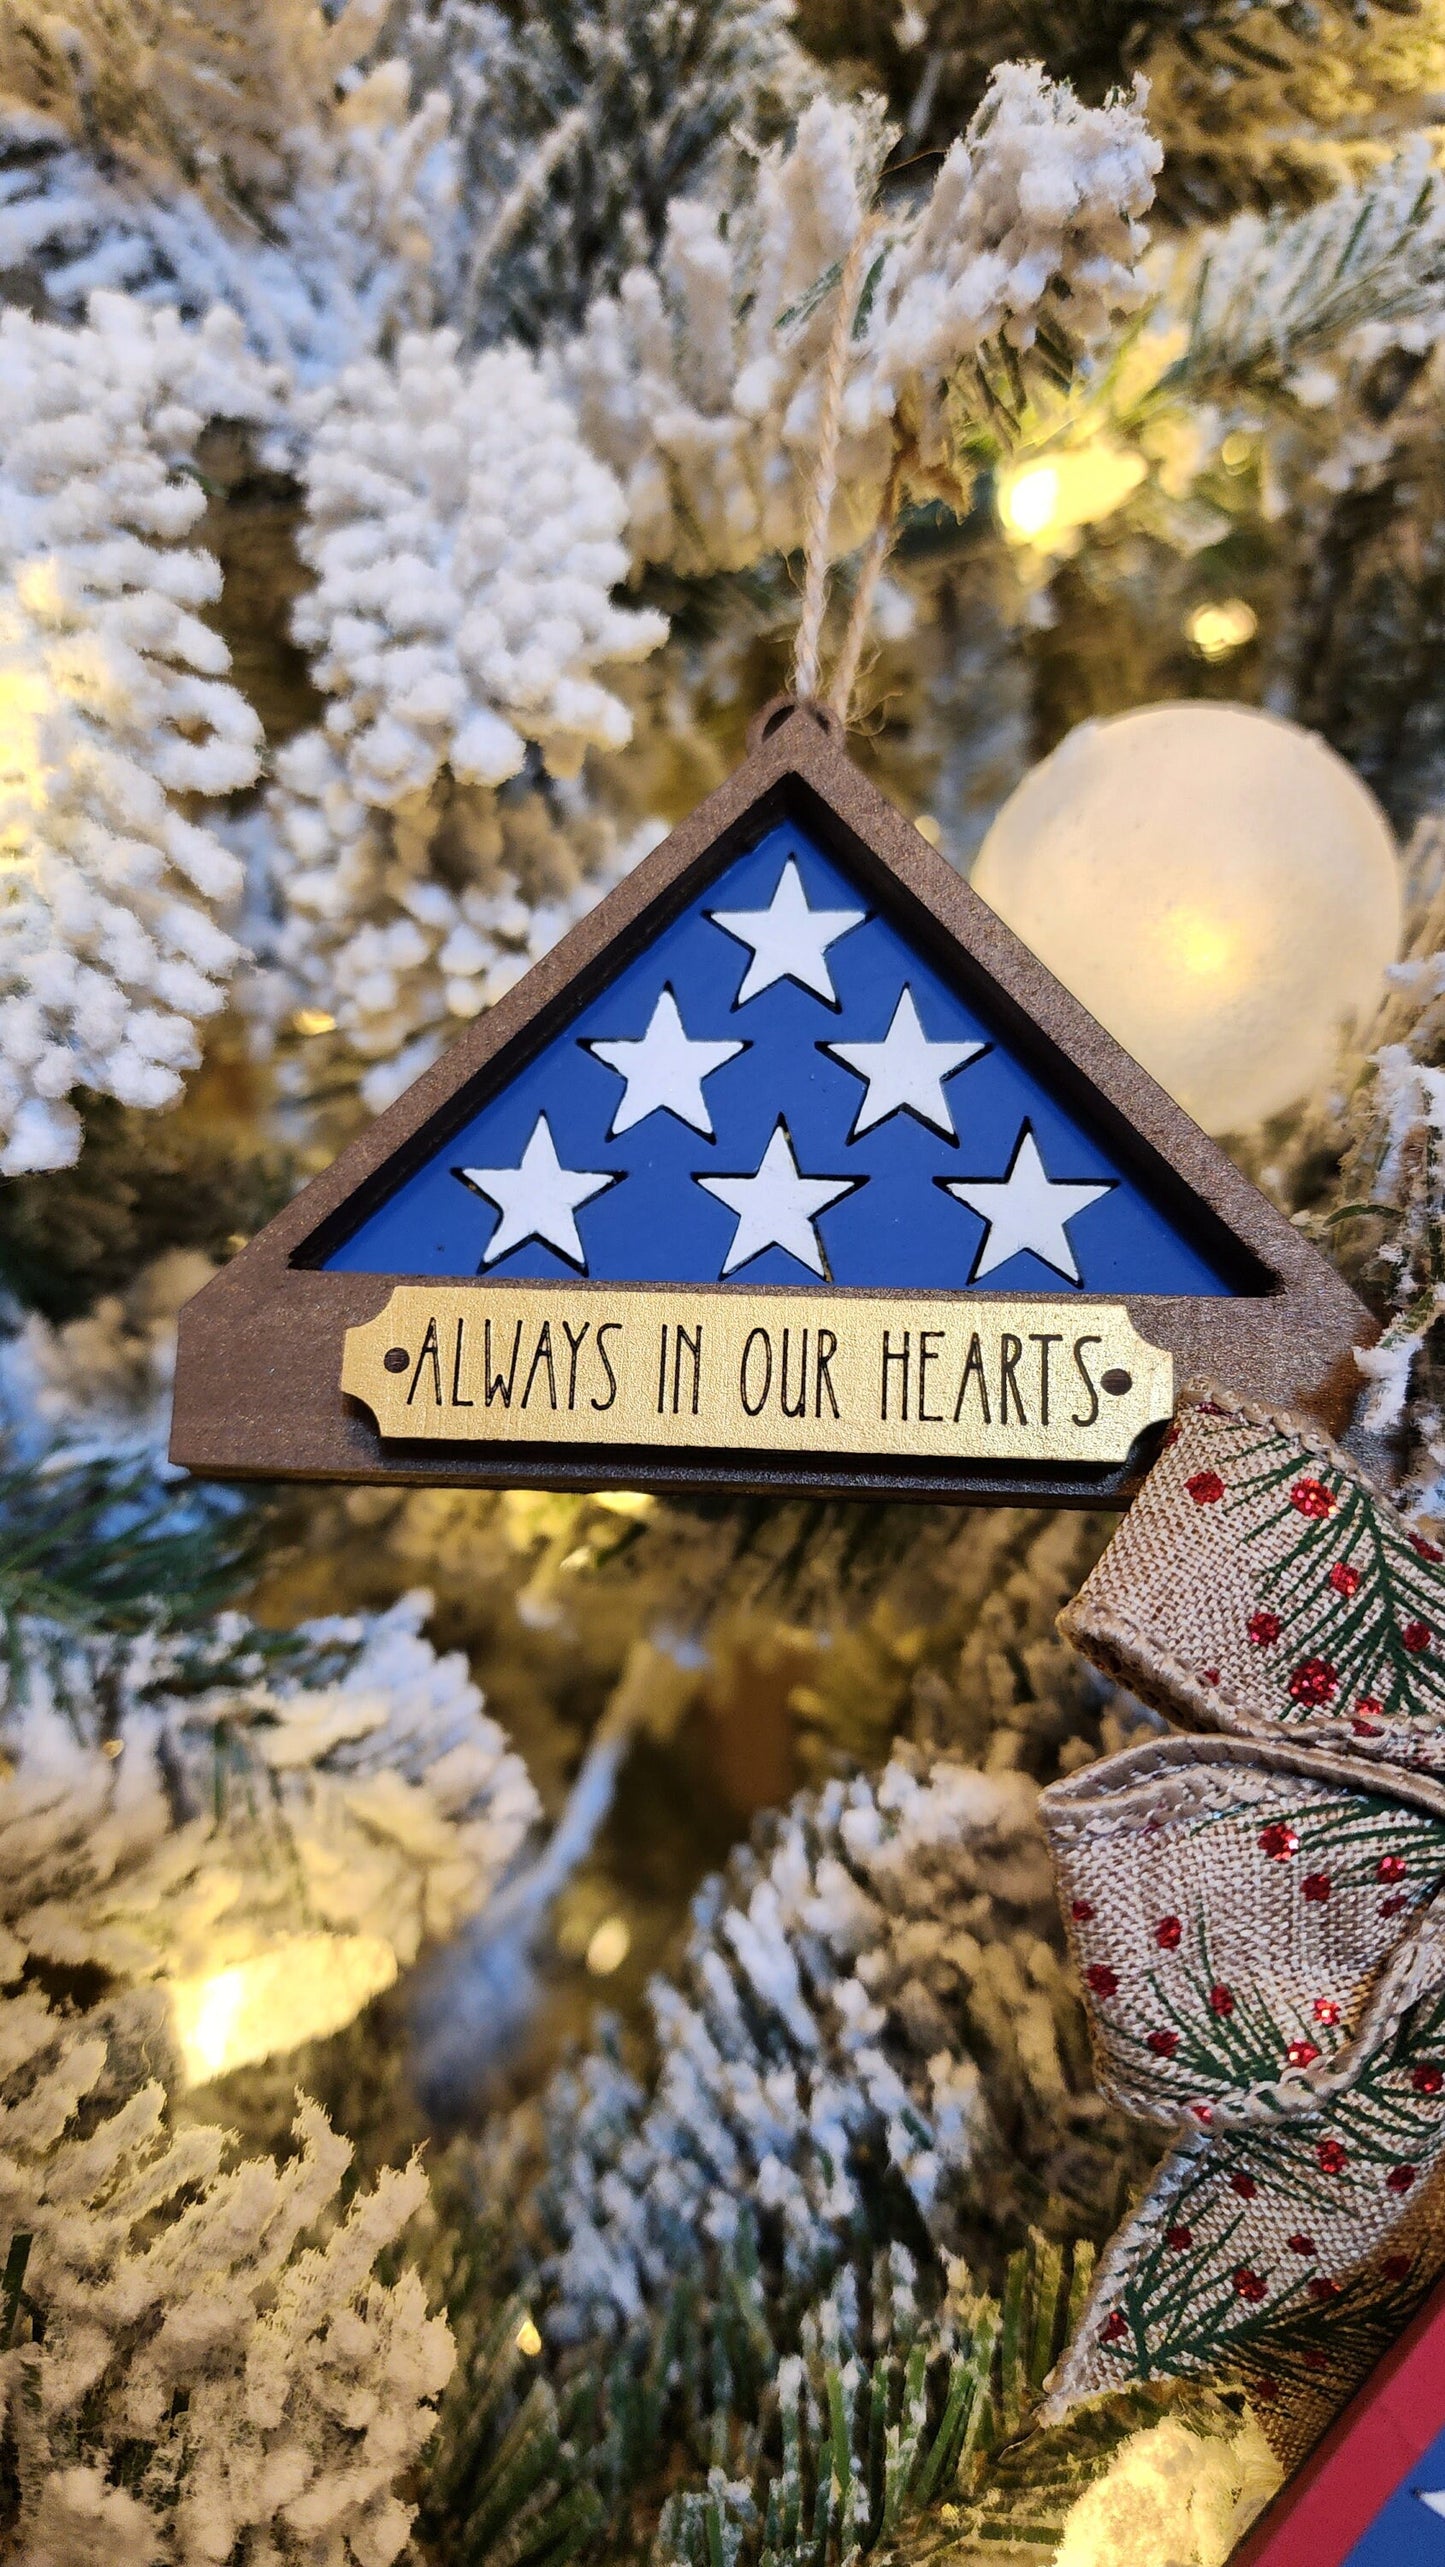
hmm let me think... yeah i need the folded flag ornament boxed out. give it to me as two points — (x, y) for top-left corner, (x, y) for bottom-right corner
(170, 702), (1372, 1500)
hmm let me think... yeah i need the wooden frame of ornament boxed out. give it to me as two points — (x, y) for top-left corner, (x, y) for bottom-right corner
(169, 701), (1376, 1508)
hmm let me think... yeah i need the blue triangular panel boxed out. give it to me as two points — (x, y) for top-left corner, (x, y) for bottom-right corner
(322, 820), (1231, 1295)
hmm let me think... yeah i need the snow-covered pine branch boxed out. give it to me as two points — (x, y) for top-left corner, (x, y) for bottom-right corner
(1179, 140), (1445, 400)
(399, 0), (810, 344)
(0, 1978), (453, 2564)
(0, 294), (272, 1175)
(563, 65), (1160, 578)
(0, 1589), (538, 2071)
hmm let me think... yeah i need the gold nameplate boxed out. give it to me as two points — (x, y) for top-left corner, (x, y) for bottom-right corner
(341, 1286), (1172, 1467)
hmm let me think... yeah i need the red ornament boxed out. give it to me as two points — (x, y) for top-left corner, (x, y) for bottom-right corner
(1314, 1997), (1341, 2025)
(1166, 2225), (1193, 2251)
(1287, 2233), (1317, 2257)
(1303, 1873), (1332, 1902)
(1288, 2038), (1321, 2068)
(1187, 1470), (1225, 1505)
(1413, 2064), (1444, 2096)
(1411, 1533), (1444, 1562)
(1231, 2170), (1258, 2198)
(1403, 1620), (1433, 1653)
(1317, 2139), (1348, 2174)
(1388, 2164), (1418, 2194)
(1070, 1898), (1094, 1921)
(1155, 1914), (1183, 1949)
(1378, 1853), (1408, 1883)
(1291, 1478), (1336, 1520)
(1086, 1963), (1119, 1998)
(1210, 1983), (1235, 2015)
(1289, 1657), (1339, 1707)
(1101, 2309), (1128, 2344)
(1248, 1610), (1282, 1647)
(1260, 1821), (1300, 1861)
(1329, 1562), (1362, 1597)
(1147, 2029), (1180, 2058)
(1234, 2267), (1268, 2302)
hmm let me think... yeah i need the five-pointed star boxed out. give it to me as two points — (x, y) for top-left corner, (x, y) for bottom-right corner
(456, 1114), (617, 1270)
(709, 858), (866, 1007)
(697, 1121), (861, 1277)
(943, 1126), (1113, 1285)
(585, 988), (745, 1137)
(824, 986), (986, 1138)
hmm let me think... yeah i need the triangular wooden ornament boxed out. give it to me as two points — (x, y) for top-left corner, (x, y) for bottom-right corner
(171, 701), (1374, 1505)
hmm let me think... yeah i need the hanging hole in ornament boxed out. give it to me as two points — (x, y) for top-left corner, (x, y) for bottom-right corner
(1101, 1368), (1133, 1396)
(748, 695), (844, 754)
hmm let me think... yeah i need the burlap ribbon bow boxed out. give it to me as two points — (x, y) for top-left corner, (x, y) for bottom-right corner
(1040, 1386), (1445, 2466)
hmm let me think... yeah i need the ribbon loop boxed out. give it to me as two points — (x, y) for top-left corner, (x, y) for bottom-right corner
(1041, 1385), (1445, 2468)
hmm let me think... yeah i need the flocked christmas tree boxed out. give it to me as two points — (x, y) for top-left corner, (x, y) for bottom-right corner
(3, 0), (1445, 2559)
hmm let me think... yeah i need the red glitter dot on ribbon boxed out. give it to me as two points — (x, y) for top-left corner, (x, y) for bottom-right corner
(1231, 2171), (1257, 2198)
(1403, 1620), (1433, 1653)
(1378, 1853), (1408, 1883)
(1303, 1873), (1331, 1902)
(1101, 2310), (1128, 2344)
(1147, 2029), (1180, 2058)
(1287, 2039), (1321, 2068)
(1234, 2268), (1267, 2302)
(1317, 2139), (1347, 2174)
(1071, 1898), (1094, 1921)
(1155, 1915), (1182, 1949)
(1086, 1963), (1119, 1998)
(1413, 2064), (1444, 2095)
(1287, 2234), (1316, 2257)
(1388, 2164), (1418, 2193)
(1187, 1470), (1225, 1505)
(1165, 2226), (1193, 2251)
(1259, 1821), (1299, 1861)
(1247, 1610), (1282, 1647)
(1290, 1478), (1335, 1520)
(1314, 1998), (1341, 2025)
(1309, 2277), (1341, 2302)
(1411, 1533), (1444, 1562)
(1289, 1657), (1338, 1707)
(1210, 1983), (1235, 2015)
(1329, 1563), (1361, 1597)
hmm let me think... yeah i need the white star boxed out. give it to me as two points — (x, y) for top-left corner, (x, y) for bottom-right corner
(585, 988), (745, 1137)
(709, 857), (865, 1007)
(456, 1114), (616, 1270)
(697, 1121), (861, 1278)
(944, 1126), (1113, 1285)
(824, 986), (986, 1138)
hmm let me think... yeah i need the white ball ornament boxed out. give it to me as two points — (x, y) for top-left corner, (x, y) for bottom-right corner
(970, 701), (1402, 1134)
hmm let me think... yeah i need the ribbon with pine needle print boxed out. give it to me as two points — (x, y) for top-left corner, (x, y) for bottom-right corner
(1040, 1386), (1445, 2467)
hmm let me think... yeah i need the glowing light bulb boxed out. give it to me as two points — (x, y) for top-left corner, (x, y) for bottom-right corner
(972, 702), (1401, 1133)
(169, 1931), (398, 2082)
(997, 446), (1147, 550)
(292, 1007), (337, 1036)
(516, 2315), (543, 2356)
(585, 1916), (631, 1976)
(1187, 599), (1258, 663)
